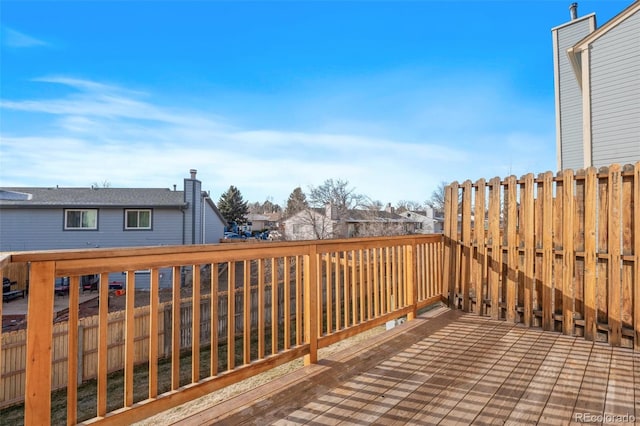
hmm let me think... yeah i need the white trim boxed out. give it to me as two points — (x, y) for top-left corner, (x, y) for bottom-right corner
(581, 47), (593, 169)
(566, 15), (597, 89)
(552, 29), (563, 171)
(550, 12), (596, 32)
(64, 208), (98, 230)
(124, 209), (152, 230)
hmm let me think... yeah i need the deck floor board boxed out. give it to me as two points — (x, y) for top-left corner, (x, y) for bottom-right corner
(170, 309), (638, 426)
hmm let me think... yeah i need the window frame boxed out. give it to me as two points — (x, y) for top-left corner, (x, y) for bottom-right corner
(124, 209), (153, 230)
(64, 209), (98, 230)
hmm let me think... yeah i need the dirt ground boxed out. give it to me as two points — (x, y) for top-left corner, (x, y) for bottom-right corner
(133, 325), (386, 426)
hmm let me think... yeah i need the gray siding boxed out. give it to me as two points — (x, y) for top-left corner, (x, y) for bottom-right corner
(590, 9), (640, 167)
(554, 17), (595, 171)
(183, 178), (204, 244)
(204, 201), (225, 244)
(0, 207), (184, 251)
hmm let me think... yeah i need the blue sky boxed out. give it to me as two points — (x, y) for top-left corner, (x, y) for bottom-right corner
(0, 1), (631, 206)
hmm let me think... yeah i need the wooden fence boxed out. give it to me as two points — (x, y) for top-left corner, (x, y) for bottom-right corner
(2, 262), (29, 291)
(0, 282), (299, 408)
(0, 235), (444, 424)
(444, 162), (639, 350)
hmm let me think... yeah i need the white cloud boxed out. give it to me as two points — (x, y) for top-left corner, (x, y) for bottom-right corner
(3, 28), (48, 48)
(0, 76), (556, 206)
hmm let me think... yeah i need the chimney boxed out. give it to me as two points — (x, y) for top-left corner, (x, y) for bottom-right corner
(173, 184), (177, 191)
(325, 203), (338, 220)
(385, 203), (394, 214)
(189, 169), (197, 180)
(569, 2), (578, 20)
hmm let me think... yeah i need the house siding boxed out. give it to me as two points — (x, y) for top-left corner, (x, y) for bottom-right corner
(0, 207), (184, 252)
(553, 16), (595, 171)
(204, 200), (225, 244)
(589, 9), (640, 167)
(183, 178), (201, 244)
(283, 210), (334, 240)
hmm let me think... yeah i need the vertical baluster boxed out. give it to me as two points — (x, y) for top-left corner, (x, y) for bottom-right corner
(149, 268), (159, 398)
(97, 272), (109, 417)
(66, 275), (80, 425)
(282, 257), (290, 351)
(258, 258), (265, 359)
(211, 263), (219, 376)
(172, 266), (181, 389)
(351, 250), (357, 326)
(192, 265), (201, 382)
(124, 270), (135, 407)
(243, 260), (251, 364)
(295, 256), (302, 347)
(273, 257), (280, 354)
(227, 262), (235, 370)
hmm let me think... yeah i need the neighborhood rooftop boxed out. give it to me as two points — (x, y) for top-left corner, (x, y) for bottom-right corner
(0, 187), (190, 207)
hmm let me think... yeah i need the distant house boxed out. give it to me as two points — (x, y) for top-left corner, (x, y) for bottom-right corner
(244, 213), (270, 233)
(398, 208), (443, 234)
(0, 169), (227, 252)
(283, 204), (418, 241)
(552, 1), (640, 171)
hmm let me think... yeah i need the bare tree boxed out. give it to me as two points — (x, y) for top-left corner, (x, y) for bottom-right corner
(92, 180), (111, 188)
(308, 179), (366, 214)
(365, 200), (384, 211)
(308, 179), (367, 238)
(396, 200), (424, 213)
(284, 179), (368, 240)
(425, 181), (448, 216)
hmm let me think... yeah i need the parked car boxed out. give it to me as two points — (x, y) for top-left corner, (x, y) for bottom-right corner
(55, 277), (70, 296)
(224, 232), (245, 240)
(267, 230), (282, 241)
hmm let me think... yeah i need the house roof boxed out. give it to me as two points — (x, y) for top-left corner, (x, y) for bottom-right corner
(246, 213), (271, 221)
(301, 207), (416, 224)
(345, 209), (413, 223)
(0, 187), (187, 208)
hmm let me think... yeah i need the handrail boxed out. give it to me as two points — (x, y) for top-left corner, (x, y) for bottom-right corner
(3, 234), (445, 425)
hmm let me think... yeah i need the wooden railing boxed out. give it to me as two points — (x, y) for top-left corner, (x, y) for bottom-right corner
(444, 162), (639, 351)
(1, 234), (444, 425)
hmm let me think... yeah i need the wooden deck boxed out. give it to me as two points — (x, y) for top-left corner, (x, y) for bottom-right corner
(171, 308), (639, 426)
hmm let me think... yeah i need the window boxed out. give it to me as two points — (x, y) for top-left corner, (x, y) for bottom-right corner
(65, 209), (98, 230)
(125, 209), (152, 230)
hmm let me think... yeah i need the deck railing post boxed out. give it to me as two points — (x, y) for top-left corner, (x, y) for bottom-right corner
(443, 183), (457, 308)
(24, 260), (55, 426)
(304, 245), (319, 365)
(406, 241), (417, 321)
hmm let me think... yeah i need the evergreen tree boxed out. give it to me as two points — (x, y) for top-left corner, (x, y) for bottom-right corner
(285, 187), (308, 217)
(217, 185), (249, 224)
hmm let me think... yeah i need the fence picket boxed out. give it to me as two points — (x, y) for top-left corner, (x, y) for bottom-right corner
(506, 176), (518, 322)
(609, 164), (622, 346)
(488, 177), (501, 319)
(442, 162), (638, 349)
(474, 179), (486, 315)
(584, 167), (597, 341)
